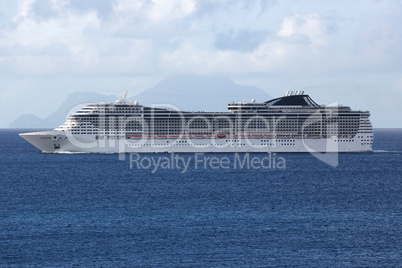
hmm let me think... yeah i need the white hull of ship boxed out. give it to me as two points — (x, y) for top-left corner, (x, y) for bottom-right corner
(20, 131), (373, 153)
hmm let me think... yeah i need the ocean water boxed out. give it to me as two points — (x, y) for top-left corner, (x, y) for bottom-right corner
(0, 129), (401, 267)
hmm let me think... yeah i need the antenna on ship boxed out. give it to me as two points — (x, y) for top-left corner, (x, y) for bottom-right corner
(120, 91), (128, 101)
(116, 91), (128, 104)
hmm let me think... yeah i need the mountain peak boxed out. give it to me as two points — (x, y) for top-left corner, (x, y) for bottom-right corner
(128, 75), (270, 111)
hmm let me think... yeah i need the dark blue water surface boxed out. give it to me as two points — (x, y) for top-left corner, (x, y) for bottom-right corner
(0, 129), (401, 267)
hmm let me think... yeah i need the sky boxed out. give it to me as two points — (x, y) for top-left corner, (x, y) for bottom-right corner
(1, 0), (402, 128)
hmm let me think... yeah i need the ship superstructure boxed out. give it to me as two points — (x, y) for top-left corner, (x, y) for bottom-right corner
(20, 91), (373, 153)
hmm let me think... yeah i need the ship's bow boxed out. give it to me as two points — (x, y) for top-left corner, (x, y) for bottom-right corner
(19, 131), (59, 153)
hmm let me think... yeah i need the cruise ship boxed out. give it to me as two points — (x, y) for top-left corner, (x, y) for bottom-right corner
(20, 91), (373, 153)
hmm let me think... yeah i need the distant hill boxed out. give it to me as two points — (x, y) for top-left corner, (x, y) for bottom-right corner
(8, 114), (44, 129)
(128, 75), (270, 111)
(9, 75), (271, 128)
(9, 92), (117, 128)
(42, 92), (117, 128)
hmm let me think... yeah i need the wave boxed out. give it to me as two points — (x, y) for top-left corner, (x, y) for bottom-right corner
(373, 150), (401, 153)
(51, 151), (116, 154)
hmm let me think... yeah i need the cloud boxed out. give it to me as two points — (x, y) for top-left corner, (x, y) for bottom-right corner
(356, 5), (402, 71)
(278, 13), (329, 46)
(4, 12), (100, 50)
(3, 0), (100, 48)
(161, 37), (297, 75)
(195, 0), (275, 18)
(0, 3), (100, 73)
(2, 0), (401, 77)
(214, 29), (269, 52)
(68, 0), (114, 18)
(1, 0), (402, 128)
(30, 0), (67, 20)
(1, 0), (154, 74)
(113, 0), (197, 23)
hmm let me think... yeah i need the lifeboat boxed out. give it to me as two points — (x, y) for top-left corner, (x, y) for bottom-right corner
(264, 134), (275, 138)
(206, 134), (215, 138)
(182, 135), (192, 138)
(228, 134), (238, 138)
(239, 134), (249, 138)
(156, 135), (167, 139)
(131, 135), (142, 139)
(251, 134), (262, 138)
(144, 135), (154, 138)
(193, 135), (205, 138)
(169, 135), (180, 138)
(217, 134), (226, 138)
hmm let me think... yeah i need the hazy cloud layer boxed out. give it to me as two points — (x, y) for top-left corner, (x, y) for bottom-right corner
(0, 0), (401, 127)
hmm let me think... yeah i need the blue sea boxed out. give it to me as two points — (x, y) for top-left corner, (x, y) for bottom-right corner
(0, 129), (401, 267)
